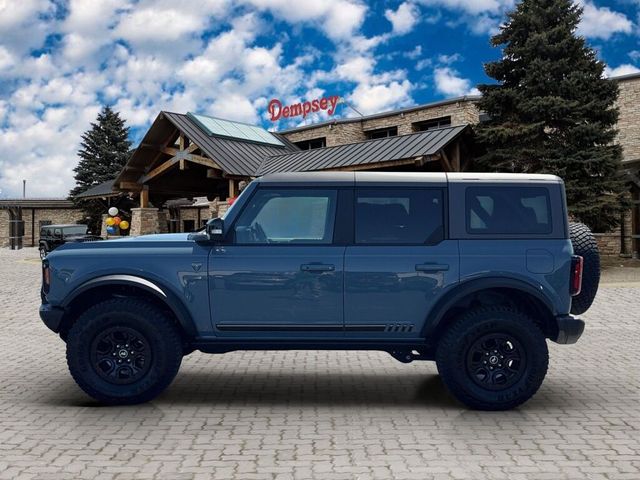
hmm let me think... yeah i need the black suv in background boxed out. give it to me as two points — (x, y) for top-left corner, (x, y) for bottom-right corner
(39, 224), (101, 258)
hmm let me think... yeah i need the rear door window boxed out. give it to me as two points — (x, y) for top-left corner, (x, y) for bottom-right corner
(466, 187), (551, 235)
(355, 188), (444, 245)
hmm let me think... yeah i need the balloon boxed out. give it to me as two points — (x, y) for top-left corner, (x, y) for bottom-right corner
(106, 226), (118, 235)
(119, 220), (130, 230)
(113, 216), (121, 225)
(108, 207), (119, 216)
(105, 217), (115, 226)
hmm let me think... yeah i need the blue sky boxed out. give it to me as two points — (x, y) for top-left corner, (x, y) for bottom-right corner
(0, 0), (639, 197)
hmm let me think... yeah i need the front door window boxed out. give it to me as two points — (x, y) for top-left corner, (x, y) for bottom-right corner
(233, 189), (337, 245)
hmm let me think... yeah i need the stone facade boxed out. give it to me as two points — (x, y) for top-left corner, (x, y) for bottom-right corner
(282, 97), (481, 147)
(130, 208), (160, 237)
(0, 205), (83, 248)
(0, 210), (9, 248)
(616, 75), (640, 163)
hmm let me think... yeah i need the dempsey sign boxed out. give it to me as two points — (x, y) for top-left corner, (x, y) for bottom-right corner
(268, 95), (340, 122)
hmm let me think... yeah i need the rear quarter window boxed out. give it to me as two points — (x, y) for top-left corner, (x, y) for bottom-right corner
(465, 186), (552, 235)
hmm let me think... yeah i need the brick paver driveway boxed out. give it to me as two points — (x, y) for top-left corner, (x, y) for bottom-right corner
(0, 247), (638, 480)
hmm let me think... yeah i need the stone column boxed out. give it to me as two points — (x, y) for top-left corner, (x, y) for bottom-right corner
(157, 210), (169, 233)
(100, 214), (109, 238)
(130, 208), (160, 236)
(0, 210), (10, 248)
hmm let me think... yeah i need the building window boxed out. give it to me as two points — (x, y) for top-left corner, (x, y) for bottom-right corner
(183, 220), (196, 232)
(412, 116), (452, 132)
(294, 137), (326, 150)
(365, 126), (398, 139)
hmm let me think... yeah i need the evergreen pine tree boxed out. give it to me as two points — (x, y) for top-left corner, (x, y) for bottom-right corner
(475, 0), (627, 231)
(70, 106), (132, 230)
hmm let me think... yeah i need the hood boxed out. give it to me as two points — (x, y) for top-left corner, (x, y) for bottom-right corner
(53, 232), (194, 253)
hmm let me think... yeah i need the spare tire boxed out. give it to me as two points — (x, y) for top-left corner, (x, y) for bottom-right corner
(569, 222), (600, 315)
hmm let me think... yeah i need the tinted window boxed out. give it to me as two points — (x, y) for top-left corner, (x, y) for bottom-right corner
(234, 189), (337, 244)
(355, 189), (444, 244)
(62, 225), (88, 235)
(466, 187), (551, 234)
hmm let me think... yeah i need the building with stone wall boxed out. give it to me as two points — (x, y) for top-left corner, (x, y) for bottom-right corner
(282, 96), (480, 148)
(0, 199), (84, 248)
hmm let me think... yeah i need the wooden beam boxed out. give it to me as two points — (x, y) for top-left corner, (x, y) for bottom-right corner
(452, 142), (461, 172)
(140, 186), (149, 208)
(184, 154), (222, 170)
(439, 149), (453, 172)
(119, 181), (143, 192)
(228, 179), (237, 198)
(140, 157), (180, 183)
(178, 133), (185, 151)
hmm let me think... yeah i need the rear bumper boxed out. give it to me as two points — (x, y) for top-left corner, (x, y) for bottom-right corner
(39, 303), (65, 333)
(551, 314), (584, 344)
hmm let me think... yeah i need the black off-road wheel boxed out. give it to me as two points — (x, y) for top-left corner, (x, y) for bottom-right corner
(436, 306), (548, 411)
(66, 298), (183, 405)
(569, 222), (600, 315)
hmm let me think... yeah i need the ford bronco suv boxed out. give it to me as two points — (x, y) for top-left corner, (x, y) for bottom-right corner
(39, 172), (599, 410)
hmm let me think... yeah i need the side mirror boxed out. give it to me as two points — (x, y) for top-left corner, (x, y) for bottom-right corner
(206, 217), (225, 241)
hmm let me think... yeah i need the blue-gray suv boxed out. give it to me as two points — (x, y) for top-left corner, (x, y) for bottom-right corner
(39, 172), (599, 410)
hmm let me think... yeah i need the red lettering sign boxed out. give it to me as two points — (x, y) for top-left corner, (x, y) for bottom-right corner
(268, 95), (340, 122)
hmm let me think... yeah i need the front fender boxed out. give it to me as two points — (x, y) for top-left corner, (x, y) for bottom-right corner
(60, 274), (197, 337)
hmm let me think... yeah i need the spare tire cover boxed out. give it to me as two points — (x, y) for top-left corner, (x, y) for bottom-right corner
(569, 222), (600, 315)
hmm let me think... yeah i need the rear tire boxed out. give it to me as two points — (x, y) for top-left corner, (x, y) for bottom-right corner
(66, 298), (183, 405)
(436, 306), (548, 410)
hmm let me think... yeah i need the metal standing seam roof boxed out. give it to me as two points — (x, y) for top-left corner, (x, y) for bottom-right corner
(257, 124), (469, 175)
(163, 112), (295, 176)
(74, 179), (119, 199)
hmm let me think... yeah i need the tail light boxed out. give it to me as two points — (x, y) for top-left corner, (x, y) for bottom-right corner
(42, 261), (50, 294)
(570, 255), (583, 296)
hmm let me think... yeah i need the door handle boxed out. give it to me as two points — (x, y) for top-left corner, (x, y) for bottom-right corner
(300, 263), (335, 272)
(415, 263), (449, 272)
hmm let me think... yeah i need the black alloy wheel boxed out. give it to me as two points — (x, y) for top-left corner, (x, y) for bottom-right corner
(91, 326), (152, 385)
(465, 333), (526, 391)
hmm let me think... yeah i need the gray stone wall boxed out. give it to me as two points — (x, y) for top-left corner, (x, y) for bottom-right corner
(130, 208), (160, 236)
(0, 207), (83, 248)
(616, 76), (640, 163)
(282, 99), (480, 146)
(0, 210), (9, 248)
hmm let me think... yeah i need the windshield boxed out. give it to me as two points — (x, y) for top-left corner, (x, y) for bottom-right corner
(63, 225), (88, 235)
(222, 182), (253, 220)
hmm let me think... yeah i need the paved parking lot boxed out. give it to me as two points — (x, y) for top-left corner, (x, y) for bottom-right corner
(0, 247), (638, 480)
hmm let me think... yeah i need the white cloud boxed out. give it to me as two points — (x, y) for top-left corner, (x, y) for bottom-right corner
(385, 2), (420, 36)
(577, 1), (633, 40)
(241, 0), (366, 41)
(416, 0), (514, 15)
(350, 80), (413, 115)
(604, 64), (640, 78)
(433, 67), (479, 97)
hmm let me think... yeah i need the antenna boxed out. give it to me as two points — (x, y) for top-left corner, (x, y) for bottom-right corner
(339, 97), (364, 117)
(23, 180), (26, 198)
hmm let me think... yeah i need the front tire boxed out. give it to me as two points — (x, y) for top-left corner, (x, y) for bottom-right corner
(435, 306), (548, 410)
(39, 245), (47, 259)
(66, 298), (183, 405)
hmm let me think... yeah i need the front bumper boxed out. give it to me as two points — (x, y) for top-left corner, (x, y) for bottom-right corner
(39, 303), (65, 333)
(551, 314), (585, 344)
